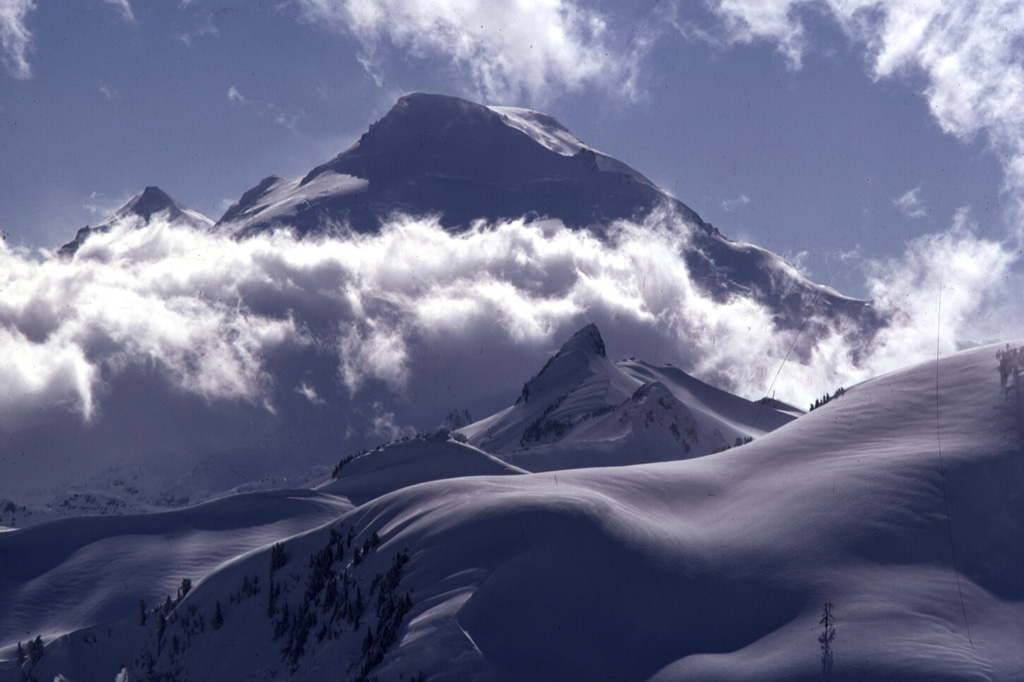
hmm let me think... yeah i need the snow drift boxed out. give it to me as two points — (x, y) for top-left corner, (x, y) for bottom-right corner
(4, 342), (1023, 681)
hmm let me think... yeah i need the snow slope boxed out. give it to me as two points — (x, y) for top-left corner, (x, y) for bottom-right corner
(215, 171), (368, 235)
(0, 489), (350, 658)
(461, 323), (797, 471)
(5, 342), (1023, 681)
(318, 434), (526, 506)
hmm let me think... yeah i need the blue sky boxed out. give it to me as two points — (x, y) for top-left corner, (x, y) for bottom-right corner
(0, 0), (1019, 299)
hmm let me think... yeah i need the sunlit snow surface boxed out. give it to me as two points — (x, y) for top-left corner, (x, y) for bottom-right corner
(487, 105), (587, 156)
(2, 343), (1022, 681)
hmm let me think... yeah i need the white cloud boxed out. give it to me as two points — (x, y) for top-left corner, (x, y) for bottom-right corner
(0, 203), (1012, 450)
(708, 0), (808, 68)
(366, 401), (415, 441)
(0, 221), (302, 427)
(705, 1), (1024, 228)
(0, 207), (1015, 494)
(226, 86), (306, 132)
(99, 83), (120, 101)
(296, 381), (324, 404)
(0, 0), (35, 79)
(83, 190), (130, 219)
(227, 85), (249, 105)
(893, 185), (926, 218)
(104, 0), (135, 23)
(339, 317), (410, 395)
(292, 0), (644, 103)
(177, 12), (219, 46)
(860, 208), (1016, 367)
(722, 193), (751, 212)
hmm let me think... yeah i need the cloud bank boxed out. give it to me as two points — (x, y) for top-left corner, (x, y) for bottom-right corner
(1, 209), (1012, 436)
(702, 0), (1024, 381)
(0, 0), (34, 79)
(293, 0), (643, 103)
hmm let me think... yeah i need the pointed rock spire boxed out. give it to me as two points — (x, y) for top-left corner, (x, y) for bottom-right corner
(58, 186), (212, 258)
(557, 323), (606, 358)
(518, 323), (607, 405)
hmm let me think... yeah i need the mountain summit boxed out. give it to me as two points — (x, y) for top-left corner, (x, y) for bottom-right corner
(557, 322), (606, 358)
(58, 186), (213, 257)
(216, 92), (700, 238)
(117, 186), (186, 221)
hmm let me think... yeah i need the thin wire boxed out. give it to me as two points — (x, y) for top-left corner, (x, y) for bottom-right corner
(934, 278), (974, 649)
(748, 261), (840, 436)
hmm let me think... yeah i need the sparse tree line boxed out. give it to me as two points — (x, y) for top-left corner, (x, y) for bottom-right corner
(711, 435), (753, 454)
(125, 577), (206, 682)
(267, 524), (419, 681)
(114, 522), (424, 682)
(519, 392), (570, 446)
(809, 387), (845, 412)
(13, 634), (45, 682)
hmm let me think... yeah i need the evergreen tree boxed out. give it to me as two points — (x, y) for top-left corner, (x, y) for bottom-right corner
(28, 635), (44, 664)
(177, 577), (192, 602)
(819, 602), (835, 678)
(270, 542), (287, 574)
(212, 601), (224, 629)
(16, 641), (25, 666)
(139, 598), (147, 625)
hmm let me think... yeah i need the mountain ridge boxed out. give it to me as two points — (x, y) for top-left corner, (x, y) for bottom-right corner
(459, 323), (796, 470)
(57, 92), (883, 341)
(58, 186), (214, 258)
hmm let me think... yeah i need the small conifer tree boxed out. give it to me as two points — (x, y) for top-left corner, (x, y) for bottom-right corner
(28, 635), (44, 664)
(212, 601), (224, 629)
(818, 602), (835, 677)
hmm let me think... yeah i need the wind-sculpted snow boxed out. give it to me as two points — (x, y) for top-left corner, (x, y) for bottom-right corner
(0, 488), (351, 657)
(9, 343), (1024, 681)
(0, 206), (1013, 506)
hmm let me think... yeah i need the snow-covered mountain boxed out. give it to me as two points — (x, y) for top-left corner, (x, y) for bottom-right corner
(58, 186), (214, 258)
(216, 92), (881, 333)
(460, 323), (798, 471)
(4, 342), (1021, 681)
(216, 92), (688, 238)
